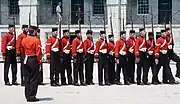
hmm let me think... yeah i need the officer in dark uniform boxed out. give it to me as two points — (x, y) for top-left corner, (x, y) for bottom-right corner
(22, 26), (42, 102)
(1, 24), (18, 86)
(107, 34), (115, 84)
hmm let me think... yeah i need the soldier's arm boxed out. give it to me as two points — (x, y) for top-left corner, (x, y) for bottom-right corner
(114, 41), (120, 58)
(94, 40), (100, 57)
(46, 39), (51, 56)
(134, 38), (140, 57)
(36, 39), (42, 64)
(16, 35), (22, 56)
(72, 39), (77, 57)
(83, 40), (88, 56)
(154, 39), (161, 58)
(1, 34), (7, 56)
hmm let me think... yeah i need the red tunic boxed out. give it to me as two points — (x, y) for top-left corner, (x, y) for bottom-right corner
(72, 37), (83, 56)
(1, 32), (15, 56)
(94, 39), (108, 57)
(46, 37), (60, 55)
(21, 36), (42, 64)
(114, 39), (127, 58)
(134, 36), (147, 57)
(108, 41), (114, 56)
(126, 38), (135, 53)
(84, 38), (94, 55)
(166, 34), (174, 50)
(62, 36), (71, 55)
(154, 37), (168, 58)
(147, 40), (155, 55)
(16, 33), (27, 55)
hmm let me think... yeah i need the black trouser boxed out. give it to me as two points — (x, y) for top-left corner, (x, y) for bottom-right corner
(136, 52), (149, 83)
(24, 56), (39, 99)
(108, 55), (115, 84)
(4, 49), (17, 83)
(73, 53), (84, 84)
(168, 50), (180, 77)
(116, 55), (128, 83)
(147, 55), (156, 82)
(98, 53), (109, 84)
(20, 54), (25, 84)
(127, 52), (135, 82)
(61, 53), (73, 84)
(39, 63), (43, 83)
(153, 53), (175, 83)
(85, 53), (94, 84)
(50, 51), (60, 83)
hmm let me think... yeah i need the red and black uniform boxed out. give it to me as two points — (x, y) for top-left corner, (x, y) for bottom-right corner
(95, 39), (109, 85)
(146, 39), (156, 82)
(72, 37), (85, 85)
(114, 39), (129, 84)
(16, 33), (27, 85)
(134, 36), (149, 84)
(108, 40), (115, 84)
(154, 37), (175, 83)
(22, 35), (42, 100)
(46, 36), (61, 85)
(1, 32), (17, 84)
(126, 37), (135, 83)
(166, 34), (180, 78)
(84, 38), (94, 84)
(61, 36), (72, 85)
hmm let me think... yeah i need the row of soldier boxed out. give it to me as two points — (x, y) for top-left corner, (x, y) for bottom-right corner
(2, 25), (180, 88)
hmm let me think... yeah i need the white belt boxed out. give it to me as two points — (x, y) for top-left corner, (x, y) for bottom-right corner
(139, 48), (147, 52)
(99, 49), (107, 54)
(119, 51), (126, 56)
(129, 48), (134, 53)
(7, 46), (15, 50)
(168, 45), (173, 49)
(87, 50), (94, 54)
(109, 51), (114, 56)
(51, 48), (59, 52)
(148, 51), (153, 55)
(77, 49), (83, 53)
(64, 50), (70, 54)
(160, 50), (167, 54)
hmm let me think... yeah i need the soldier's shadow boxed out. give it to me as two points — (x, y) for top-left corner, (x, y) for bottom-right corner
(38, 97), (54, 102)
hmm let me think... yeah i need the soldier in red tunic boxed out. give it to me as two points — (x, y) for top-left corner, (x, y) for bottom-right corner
(165, 28), (180, 79)
(16, 24), (28, 86)
(95, 31), (110, 86)
(22, 26), (42, 102)
(114, 31), (130, 85)
(154, 30), (178, 84)
(134, 28), (149, 85)
(146, 32), (156, 84)
(126, 30), (136, 84)
(1, 24), (18, 86)
(84, 30), (95, 85)
(107, 34), (115, 84)
(61, 30), (73, 85)
(72, 30), (86, 86)
(46, 28), (61, 86)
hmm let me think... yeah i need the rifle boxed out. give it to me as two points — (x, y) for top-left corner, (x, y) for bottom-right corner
(110, 5), (113, 36)
(13, 17), (16, 49)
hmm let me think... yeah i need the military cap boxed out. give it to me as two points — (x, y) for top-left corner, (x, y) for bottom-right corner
(63, 30), (69, 34)
(8, 24), (15, 28)
(100, 30), (106, 34)
(22, 25), (28, 29)
(86, 30), (93, 35)
(29, 26), (38, 30)
(161, 29), (166, 33)
(139, 28), (145, 32)
(52, 28), (58, 32)
(75, 30), (81, 34)
(120, 31), (126, 35)
(148, 32), (154, 36)
(130, 30), (135, 33)
(108, 34), (114, 38)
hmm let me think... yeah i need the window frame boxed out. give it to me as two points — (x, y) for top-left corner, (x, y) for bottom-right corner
(137, 0), (149, 15)
(8, 0), (19, 16)
(93, 0), (105, 15)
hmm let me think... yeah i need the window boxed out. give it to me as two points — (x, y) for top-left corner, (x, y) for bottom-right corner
(93, 0), (105, 15)
(9, 0), (19, 16)
(137, 0), (149, 15)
